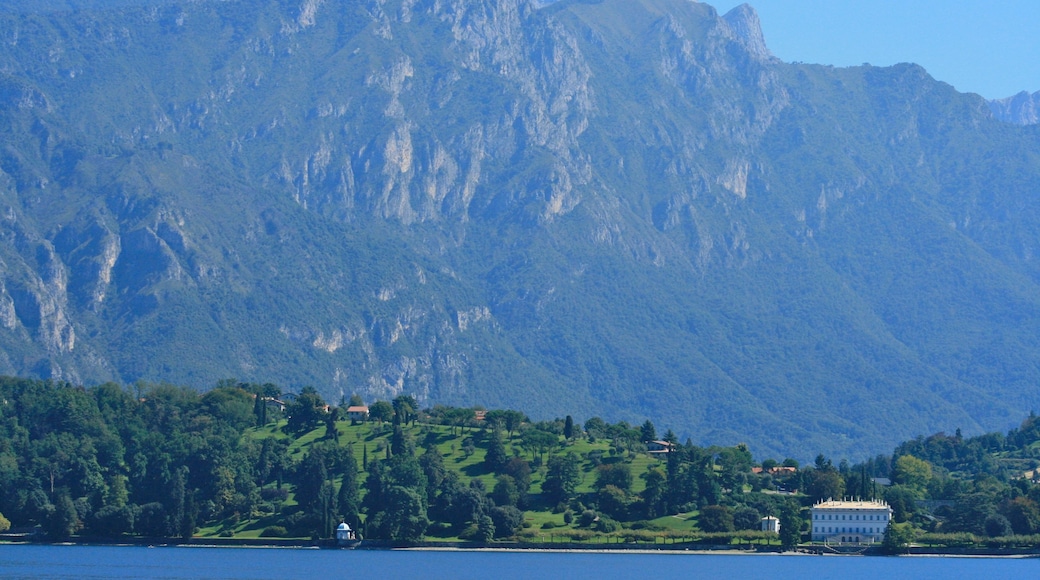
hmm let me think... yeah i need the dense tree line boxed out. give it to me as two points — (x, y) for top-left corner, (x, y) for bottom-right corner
(2, 375), (1039, 550)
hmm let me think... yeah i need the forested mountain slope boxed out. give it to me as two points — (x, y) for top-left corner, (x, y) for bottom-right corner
(1, 0), (1040, 458)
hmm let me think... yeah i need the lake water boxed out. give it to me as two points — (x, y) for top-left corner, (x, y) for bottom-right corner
(0, 544), (1035, 579)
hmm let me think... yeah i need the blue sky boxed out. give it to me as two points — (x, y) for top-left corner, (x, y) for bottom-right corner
(710, 1), (1040, 99)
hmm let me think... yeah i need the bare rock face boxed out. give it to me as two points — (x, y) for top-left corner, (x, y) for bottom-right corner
(722, 3), (773, 61)
(989, 90), (1040, 125)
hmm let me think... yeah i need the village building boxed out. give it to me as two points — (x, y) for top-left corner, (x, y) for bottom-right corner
(346, 405), (369, 422)
(810, 499), (892, 544)
(646, 440), (675, 455)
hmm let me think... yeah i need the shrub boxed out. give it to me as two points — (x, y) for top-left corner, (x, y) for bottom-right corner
(457, 523), (479, 541)
(260, 526), (288, 538)
(579, 510), (598, 527)
(595, 516), (621, 533)
(260, 488), (288, 502)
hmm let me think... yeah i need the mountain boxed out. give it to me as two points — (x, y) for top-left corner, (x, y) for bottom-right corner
(2, 0), (1040, 460)
(990, 90), (1040, 125)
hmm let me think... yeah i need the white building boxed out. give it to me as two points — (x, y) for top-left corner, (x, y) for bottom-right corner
(810, 499), (892, 544)
(760, 516), (780, 534)
(346, 405), (369, 422)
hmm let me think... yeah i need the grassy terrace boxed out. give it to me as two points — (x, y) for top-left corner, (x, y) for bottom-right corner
(209, 417), (757, 543)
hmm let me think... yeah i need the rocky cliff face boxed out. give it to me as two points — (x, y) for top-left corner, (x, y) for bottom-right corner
(1, 0), (1040, 458)
(990, 90), (1040, 125)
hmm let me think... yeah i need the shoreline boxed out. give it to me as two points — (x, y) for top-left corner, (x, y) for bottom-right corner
(3, 536), (1039, 558)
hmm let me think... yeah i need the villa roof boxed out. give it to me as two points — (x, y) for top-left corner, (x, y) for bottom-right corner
(812, 499), (890, 510)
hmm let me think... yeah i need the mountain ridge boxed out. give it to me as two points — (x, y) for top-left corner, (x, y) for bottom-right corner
(990, 90), (1040, 125)
(1, 0), (1039, 459)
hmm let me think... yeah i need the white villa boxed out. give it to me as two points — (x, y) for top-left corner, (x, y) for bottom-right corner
(810, 499), (892, 544)
(760, 516), (780, 534)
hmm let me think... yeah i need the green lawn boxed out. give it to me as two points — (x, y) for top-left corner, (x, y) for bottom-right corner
(213, 418), (678, 541)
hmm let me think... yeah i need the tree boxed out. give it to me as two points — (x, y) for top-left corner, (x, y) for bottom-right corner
(891, 454), (932, 494)
(324, 407), (340, 442)
(490, 505), (523, 538)
(362, 461), (387, 519)
(348, 394), (364, 407)
(87, 504), (135, 537)
(491, 475), (520, 508)
(433, 479), (488, 529)
(778, 501), (802, 550)
(253, 394), (268, 427)
(882, 522), (914, 554)
(484, 432), (508, 473)
(47, 491), (79, 540)
(583, 417), (608, 440)
(542, 453), (581, 504)
(316, 480), (338, 538)
(392, 395), (418, 426)
(436, 407), (472, 435)
(563, 415), (575, 439)
(884, 485), (917, 523)
(0, 512), (9, 533)
(167, 466), (188, 537)
(698, 505), (734, 533)
(732, 505), (762, 531)
(419, 445), (447, 504)
(640, 467), (666, 519)
(476, 515), (495, 543)
(717, 444), (753, 490)
(807, 469), (845, 503)
(337, 449), (360, 530)
(520, 429), (558, 462)
(181, 491), (197, 540)
(369, 486), (429, 541)
(503, 458), (532, 509)
(136, 503), (167, 537)
(1005, 496), (1040, 535)
(814, 454), (832, 470)
(390, 425), (413, 457)
(597, 485), (629, 520)
(595, 463), (633, 493)
(368, 401), (394, 424)
(256, 438), (290, 489)
(285, 387), (328, 435)
(295, 447), (330, 516)
(640, 420), (657, 443)
(984, 514), (1013, 537)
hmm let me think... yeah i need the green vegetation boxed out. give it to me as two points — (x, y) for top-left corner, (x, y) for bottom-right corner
(3, 375), (1040, 552)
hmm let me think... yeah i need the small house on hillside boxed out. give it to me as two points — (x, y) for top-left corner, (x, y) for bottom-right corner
(647, 440), (675, 455)
(346, 406), (369, 422)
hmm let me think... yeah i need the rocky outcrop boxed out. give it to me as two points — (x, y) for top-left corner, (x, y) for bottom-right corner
(722, 3), (773, 61)
(989, 90), (1040, 125)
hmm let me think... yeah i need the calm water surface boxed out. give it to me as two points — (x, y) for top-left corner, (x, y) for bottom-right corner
(0, 544), (1036, 579)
